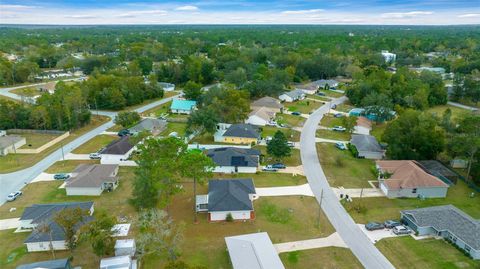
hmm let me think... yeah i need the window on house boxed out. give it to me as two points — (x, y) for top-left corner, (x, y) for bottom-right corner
(412, 188), (417, 193)
(465, 245), (471, 252)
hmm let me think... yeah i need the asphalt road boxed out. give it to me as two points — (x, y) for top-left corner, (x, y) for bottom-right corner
(300, 96), (395, 269)
(0, 83), (180, 204)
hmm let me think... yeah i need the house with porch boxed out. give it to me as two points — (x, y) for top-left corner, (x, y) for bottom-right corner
(65, 164), (119, 196)
(214, 123), (260, 145)
(100, 136), (135, 164)
(206, 147), (260, 173)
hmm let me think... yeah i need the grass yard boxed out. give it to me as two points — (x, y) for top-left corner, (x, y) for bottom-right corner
(217, 172), (307, 187)
(160, 122), (187, 137)
(318, 89), (343, 98)
(71, 134), (117, 154)
(0, 115), (110, 173)
(377, 236), (480, 269)
(370, 122), (388, 142)
(141, 100), (172, 117)
(276, 114), (305, 128)
(279, 247), (363, 269)
(306, 94), (331, 102)
(120, 91), (179, 113)
(316, 143), (375, 188)
(45, 160), (99, 174)
(10, 87), (39, 97)
(427, 105), (471, 122)
(319, 114), (344, 128)
(16, 132), (61, 149)
(261, 126), (300, 141)
(335, 102), (355, 113)
(107, 124), (124, 132)
(316, 129), (351, 141)
(285, 99), (323, 114)
(343, 179), (480, 224)
(255, 146), (302, 167)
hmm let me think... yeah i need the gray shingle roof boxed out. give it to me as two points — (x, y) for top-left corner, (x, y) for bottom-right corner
(17, 258), (70, 269)
(311, 79), (339, 88)
(223, 124), (260, 139)
(129, 118), (167, 134)
(282, 89), (305, 99)
(208, 179), (256, 211)
(100, 136), (134, 155)
(66, 164), (118, 188)
(207, 147), (260, 167)
(251, 96), (283, 109)
(350, 134), (382, 152)
(402, 205), (480, 250)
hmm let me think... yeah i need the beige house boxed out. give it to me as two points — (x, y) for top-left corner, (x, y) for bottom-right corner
(65, 164), (119, 196)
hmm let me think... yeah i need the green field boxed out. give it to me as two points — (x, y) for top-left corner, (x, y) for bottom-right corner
(17, 132), (61, 149)
(280, 247), (363, 269)
(316, 129), (351, 141)
(71, 134), (117, 154)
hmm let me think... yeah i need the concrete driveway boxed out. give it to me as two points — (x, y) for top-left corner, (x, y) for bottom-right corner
(255, 184), (314, 197)
(274, 232), (347, 253)
(0, 218), (21, 230)
(357, 224), (408, 243)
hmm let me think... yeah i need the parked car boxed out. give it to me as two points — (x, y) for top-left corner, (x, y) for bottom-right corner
(271, 163), (286, 169)
(6, 191), (22, 202)
(365, 222), (385, 231)
(331, 104), (337, 109)
(291, 111), (301, 116)
(335, 142), (346, 150)
(316, 92), (326, 96)
(89, 153), (101, 159)
(287, 141), (295, 147)
(117, 129), (131, 137)
(54, 173), (70, 180)
(262, 165), (278, 172)
(334, 113), (344, 118)
(332, 126), (346, 132)
(266, 121), (277, 127)
(393, 225), (412, 235)
(384, 220), (402, 229)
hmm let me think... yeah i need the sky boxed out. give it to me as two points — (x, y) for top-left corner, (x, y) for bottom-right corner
(0, 0), (479, 25)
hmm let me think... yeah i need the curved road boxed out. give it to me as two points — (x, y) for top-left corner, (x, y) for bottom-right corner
(0, 82), (180, 204)
(300, 96), (395, 269)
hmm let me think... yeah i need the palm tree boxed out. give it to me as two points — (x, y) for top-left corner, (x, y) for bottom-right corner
(37, 221), (55, 259)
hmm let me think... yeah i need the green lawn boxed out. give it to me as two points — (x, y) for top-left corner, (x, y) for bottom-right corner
(285, 99), (323, 114)
(343, 179), (480, 224)
(255, 146), (302, 167)
(276, 114), (305, 128)
(370, 122), (388, 142)
(280, 247), (363, 269)
(317, 143), (375, 188)
(107, 124), (124, 132)
(426, 105), (471, 122)
(261, 126), (300, 142)
(318, 89), (343, 98)
(16, 132), (61, 149)
(306, 94), (331, 102)
(377, 237), (479, 269)
(45, 160), (99, 174)
(142, 100), (172, 117)
(0, 115), (110, 173)
(335, 102), (355, 113)
(160, 122), (187, 137)
(319, 114), (344, 128)
(71, 134), (117, 154)
(316, 129), (351, 141)
(218, 172), (307, 187)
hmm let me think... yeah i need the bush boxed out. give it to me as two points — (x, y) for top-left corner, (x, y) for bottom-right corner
(287, 251), (300, 264)
(347, 143), (358, 157)
(225, 213), (234, 222)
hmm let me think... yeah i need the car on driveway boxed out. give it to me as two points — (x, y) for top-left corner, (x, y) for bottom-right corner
(334, 113), (344, 118)
(291, 111), (301, 116)
(262, 165), (279, 172)
(117, 129), (132, 137)
(335, 142), (346, 150)
(384, 220), (402, 229)
(89, 153), (101, 159)
(271, 163), (286, 169)
(6, 191), (22, 202)
(332, 126), (346, 132)
(316, 92), (326, 96)
(287, 141), (295, 147)
(365, 222), (385, 231)
(54, 173), (70, 180)
(393, 225), (411, 235)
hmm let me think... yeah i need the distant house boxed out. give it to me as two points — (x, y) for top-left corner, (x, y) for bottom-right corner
(353, 117), (372, 135)
(381, 50), (396, 63)
(196, 178), (256, 221)
(350, 134), (384, 159)
(295, 84), (318, 95)
(100, 255), (136, 269)
(20, 202), (94, 252)
(225, 232), (285, 269)
(158, 82), (175, 91)
(312, 79), (339, 89)
(251, 96), (283, 113)
(246, 107), (277, 126)
(0, 135), (26, 156)
(206, 147), (260, 173)
(170, 99), (197, 114)
(16, 258), (72, 269)
(376, 160), (449, 198)
(417, 160), (460, 185)
(348, 107), (395, 122)
(214, 123), (260, 144)
(401, 205), (480, 260)
(128, 118), (166, 136)
(37, 81), (57, 94)
(100, 136), (135, 164)
(278, 89), (306, 103)
(65, 164), (119, 196)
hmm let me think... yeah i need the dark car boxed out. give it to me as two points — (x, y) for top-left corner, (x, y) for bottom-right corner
(271, 163), (286, 169)
(291, 111), (301, 116)
(365, 222), (385, 231)
(384, 220), (402, 229)
(54, 173), (70, 180)
(117, 129), (131, 137)
(331, 104), (337, 109)
(334, 113), (344, 118)
(316, 92), (326, 96)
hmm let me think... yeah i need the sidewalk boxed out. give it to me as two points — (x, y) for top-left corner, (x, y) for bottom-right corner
(274, 232), (347, 253)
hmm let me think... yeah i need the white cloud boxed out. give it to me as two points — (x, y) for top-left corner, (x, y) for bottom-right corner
(0, 4), (36, 9)
(65, 15), (98, 19)
(381, 11), (433, 19)
(282, 9), (324, 15)
(458, 13), (480, 18)
(174, 5), (198, 11)
(117, 9), (167, 18)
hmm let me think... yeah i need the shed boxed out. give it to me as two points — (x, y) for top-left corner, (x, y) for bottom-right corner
(115, 239), (136, 257)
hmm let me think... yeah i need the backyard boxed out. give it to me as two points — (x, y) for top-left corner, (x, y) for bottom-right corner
(261, 126), (300, 141)
(16, 132), (62, 149)
(319, 114), (344, 128)
(45, 160), (99, 174)
(218, 172), (307, 187)
(279, 247), (363, 269)
(160, 122), (187, 137)
(255, 146), (302, 167)
(276, 114), (305, 128)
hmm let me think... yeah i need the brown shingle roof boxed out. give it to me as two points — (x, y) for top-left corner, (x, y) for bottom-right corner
(377, 160), (448, 189)
(251, 96), (283, 110)
(356, 116), (372, 129)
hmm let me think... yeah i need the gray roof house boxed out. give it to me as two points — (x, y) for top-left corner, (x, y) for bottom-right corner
(20, 202), (94, 252)
(129, 118), (167, 136)
(350, 134), (385, 159)
(65, 164), (119, 196)
(197, 178), (257, 221)
(17, 258), (71, 269)
(206, 147), (260, 173)
(312, 79), (339, 89)
(225, 232), (285, 269)
(223, 124), (260, 139)
(251, 96), (283, 112)
(401, 205), (480, 260)
(100, 136), (135, 164)
(278, 89), (306, 102)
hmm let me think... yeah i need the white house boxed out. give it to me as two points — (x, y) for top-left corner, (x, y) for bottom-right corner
(245, 107), (276, 126)
(0, 135), (26, 156)
(100, 255), (136, 269)
(206, 147), (260, 174)
(170, 99), (197, 114)
(100, 136), (135, 164)
(158, 82), (175, 92)
(65, 164), (119, 196)
(278, 89), (306, 102)
(115, 239), (136, 257)
(196, 179), (257, 221)
(381, 50), (396, 63)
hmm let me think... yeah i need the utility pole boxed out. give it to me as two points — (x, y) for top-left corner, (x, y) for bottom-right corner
(60, 142), (65, 166)
(316, 188), (324, 228)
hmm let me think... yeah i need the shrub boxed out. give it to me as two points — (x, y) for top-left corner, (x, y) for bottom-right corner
(287, 251), (300, 264)
(226, 213), (234, 222)
(347, 143), (358, 157)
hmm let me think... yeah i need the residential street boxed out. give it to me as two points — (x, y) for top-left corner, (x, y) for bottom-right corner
(299, 96), (396, 269)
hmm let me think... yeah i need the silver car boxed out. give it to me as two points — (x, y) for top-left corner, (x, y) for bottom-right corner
(6, 191), (22, 202)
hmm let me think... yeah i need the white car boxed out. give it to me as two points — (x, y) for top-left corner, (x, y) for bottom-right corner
(89, 153), (101, 159)
(6, 191), (22, 202)
(392, 225), (411, 235)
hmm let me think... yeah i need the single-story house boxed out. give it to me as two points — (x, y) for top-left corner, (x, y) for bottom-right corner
(100, 255), (136, 269)
(37, 81), (57, 94)
(381, 50), (396, 62)
(278, 89), (306, 103)
(376, 160), (449, 198)
(206, 147), (260, 173)
(251, 96), (283, 113)
(214, 123), (260, 145)
(20, 202), (94, 252)
(158, 82), (175, 92)
(197, 178), (256, 221)
(295, 84), (318, 95)
(401, 205), (480, 260)
(312, 79), (339, 89)
(115, 239), (136, 257)
(170, 99), (197, 114)
(128, 118), (167, 136)
(100, 136), (135, 164)
(349, 107), (395, 122)
(65, 164), (119, 196)
(353, 116), (372, 135)
(225, 232), (285, 269)
(417, 160), (460, 185)
(17, 258), (72, 269)
(350, 134), (384, 159)
(245, 107), (277, 126)
(0, 135), (26, 156)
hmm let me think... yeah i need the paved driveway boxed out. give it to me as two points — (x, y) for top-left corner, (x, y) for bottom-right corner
(0, 218), (21, 230)
(274, 232), (347, 253)
(255, 184), (314, 197)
